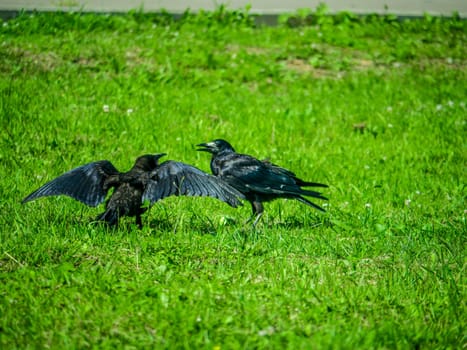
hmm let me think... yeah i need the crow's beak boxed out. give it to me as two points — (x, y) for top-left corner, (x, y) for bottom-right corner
(196, 143), (213, 152)
(154, 153), (167, 161)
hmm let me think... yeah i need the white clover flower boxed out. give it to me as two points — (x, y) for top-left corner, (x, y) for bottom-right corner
(258, 326), (276, 336)
(127, 108), (133, 115)
(405, 199), (411, 206)
(103, 104), (110, 112)
(447, 100), (454, 107)
(365, 203), (371, 208)
(436, 104), (443, 111)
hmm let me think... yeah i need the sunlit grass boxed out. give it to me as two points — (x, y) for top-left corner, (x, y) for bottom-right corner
(0, 9), (465, 349)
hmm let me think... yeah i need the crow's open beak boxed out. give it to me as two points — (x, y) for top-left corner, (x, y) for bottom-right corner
(154, 153), (167, 161)
(196, 143), (213, 152)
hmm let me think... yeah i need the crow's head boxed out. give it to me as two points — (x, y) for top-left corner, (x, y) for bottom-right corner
(134, 153), (166, 171)
(196, 139), (235, 154)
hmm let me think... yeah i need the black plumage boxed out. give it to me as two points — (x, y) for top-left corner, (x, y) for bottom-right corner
(22, 154), (244, 228)
(197, 139), (328, 225)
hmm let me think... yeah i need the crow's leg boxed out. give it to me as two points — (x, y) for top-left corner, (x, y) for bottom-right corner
(251, 200), (264, 227)
(244, 199), (264, 227)
(252, 214), (263, 227)
(135, 214), (143, 229)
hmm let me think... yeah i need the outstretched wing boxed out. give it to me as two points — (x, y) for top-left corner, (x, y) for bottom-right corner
(142, 161), (244, 207)
(22, 161), (120, 207)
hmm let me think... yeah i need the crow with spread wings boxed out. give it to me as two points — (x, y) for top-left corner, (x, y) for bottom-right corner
(22, 154), (244, 228)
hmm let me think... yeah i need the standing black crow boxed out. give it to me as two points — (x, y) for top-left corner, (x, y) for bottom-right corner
(22, 154), (244, 228)
(197, 139), (328, 225)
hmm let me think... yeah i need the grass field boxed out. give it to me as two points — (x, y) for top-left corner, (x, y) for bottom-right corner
(0, 8), (465, 349)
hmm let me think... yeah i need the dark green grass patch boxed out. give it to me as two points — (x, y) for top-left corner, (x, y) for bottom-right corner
(0, 8), (465, 349)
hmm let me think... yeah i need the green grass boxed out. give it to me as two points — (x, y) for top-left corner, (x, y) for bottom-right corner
(0, 8), (466, 349)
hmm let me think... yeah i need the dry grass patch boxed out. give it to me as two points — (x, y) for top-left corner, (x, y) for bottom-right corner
(1, 45), (62, 72)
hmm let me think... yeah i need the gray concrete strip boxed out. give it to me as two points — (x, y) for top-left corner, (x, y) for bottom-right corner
(0, 0), (465, 17)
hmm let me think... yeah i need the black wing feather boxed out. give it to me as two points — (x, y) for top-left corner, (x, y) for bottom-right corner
(266, 162), (328, 188)
(22, 161), (119, 207)
(218, 153), (327, 199)
(143, 161), (244, 207)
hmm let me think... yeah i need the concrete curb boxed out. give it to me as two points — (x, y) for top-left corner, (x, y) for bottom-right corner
(1, 1), (465, 20)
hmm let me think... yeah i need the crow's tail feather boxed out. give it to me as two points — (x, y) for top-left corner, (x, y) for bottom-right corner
(299, 188), (328, 201)
(296, 179), (329, 188)
(296, 196), (327, 212)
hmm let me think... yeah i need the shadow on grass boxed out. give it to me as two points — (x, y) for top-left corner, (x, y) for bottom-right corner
(259, 214), (332, 230)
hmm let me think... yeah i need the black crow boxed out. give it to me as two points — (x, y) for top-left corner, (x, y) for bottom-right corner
(22, 154), (244, 228)
(197, 139), (328, 225)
